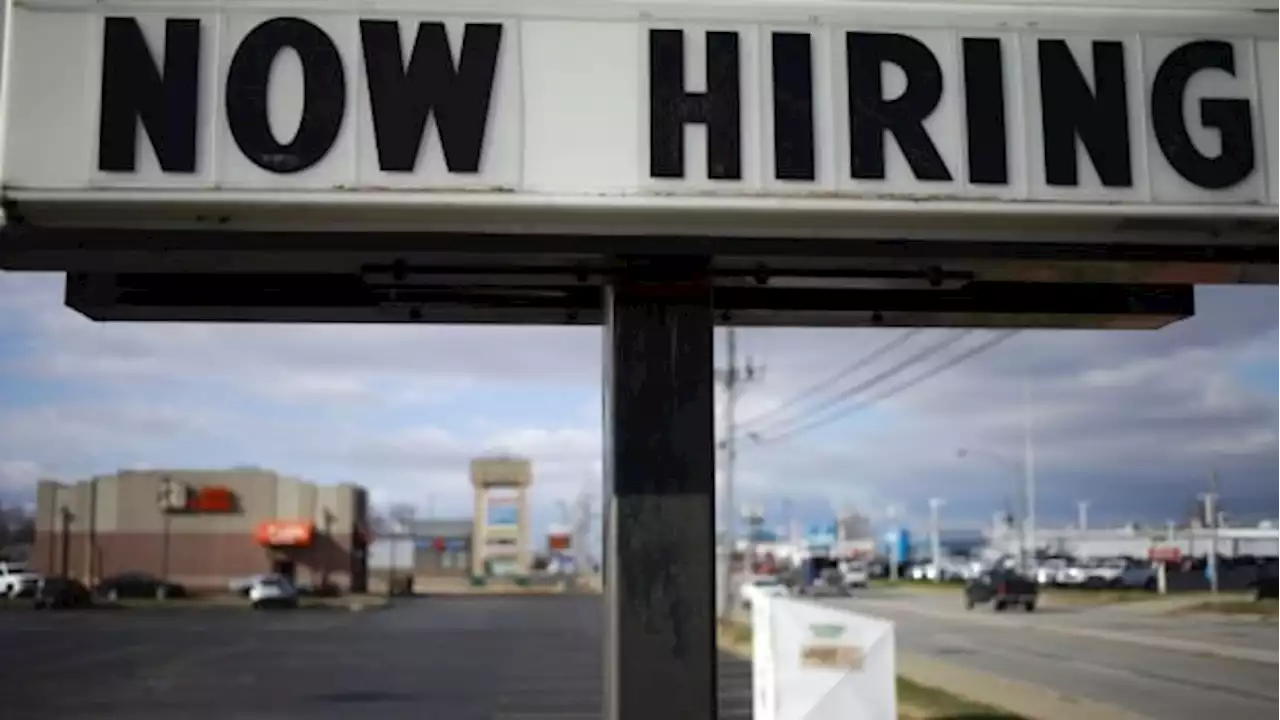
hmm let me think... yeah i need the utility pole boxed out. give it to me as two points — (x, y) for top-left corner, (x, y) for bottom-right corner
(1022, 379), (1037, 571)
(1076, 500), (1090, 532)
(928, 498), (945, 583)
(716, 327), (762, 619)
(1199, 470), (1219, 595)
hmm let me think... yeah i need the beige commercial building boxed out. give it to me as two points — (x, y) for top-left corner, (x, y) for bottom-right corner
(470, 456), (532, 578)
(32, 468), (370, 592)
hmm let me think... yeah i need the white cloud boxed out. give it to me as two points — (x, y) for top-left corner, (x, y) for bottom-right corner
(0, 273), (1275, 531)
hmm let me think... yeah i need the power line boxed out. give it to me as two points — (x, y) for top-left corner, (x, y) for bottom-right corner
(746, 330), (975, 440)
(751, 330), (1019, 447)
(738, 328), (923, 432)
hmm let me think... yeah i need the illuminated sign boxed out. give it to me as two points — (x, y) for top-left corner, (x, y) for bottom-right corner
(255, 520), (315, 547)
(158, 480), (238, 514)
(187, 486), (237, 513)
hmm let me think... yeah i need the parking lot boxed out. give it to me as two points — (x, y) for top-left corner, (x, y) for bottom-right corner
(0, 596), (751, 719)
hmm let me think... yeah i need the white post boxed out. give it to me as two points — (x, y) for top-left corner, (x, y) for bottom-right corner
(1022, 379), (1037, 572)
(1157, 561), (1168, 595)
(1076, 500), (1090, 532)
(929, 498), (944, 583)
(887, 504), (901, 582)
(1199, 490), (1219, 595)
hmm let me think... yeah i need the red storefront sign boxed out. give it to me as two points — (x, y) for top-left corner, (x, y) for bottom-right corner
(186, 485), (237, 513)
(255, 520), (315, 547)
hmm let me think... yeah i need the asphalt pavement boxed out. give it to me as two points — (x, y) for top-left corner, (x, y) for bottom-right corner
(0, 596), (751, 719)
(821, 588), (1279, 720)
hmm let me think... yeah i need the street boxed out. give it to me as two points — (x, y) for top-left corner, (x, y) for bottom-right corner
(0, 597), (752, 719)
(821, 588), (1279, 720)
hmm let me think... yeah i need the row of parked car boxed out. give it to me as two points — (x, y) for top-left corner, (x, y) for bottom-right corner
(1, 561), (310, 610)
(906, 556), (1152, 593)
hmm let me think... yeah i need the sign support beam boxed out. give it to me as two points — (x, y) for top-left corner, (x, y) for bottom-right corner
(603, 257), (718, 720)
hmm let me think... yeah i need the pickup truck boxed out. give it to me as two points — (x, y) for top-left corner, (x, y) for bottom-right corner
(964, 568), (1039, 612)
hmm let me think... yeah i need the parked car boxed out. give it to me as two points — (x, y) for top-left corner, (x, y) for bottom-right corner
(229, 574), (274, 596)
(1254, 563), (1278, 601)
(248, 575), (299, 609)
(840, 560), (869, 589)
(1115, 561), (1158, 590)
(1033, 558), (1070, 586)
(33, 576), (93, 609)
(964, 568), (1039, 612)
(95, 572), (186, 601)
(0, 561), (42, 598)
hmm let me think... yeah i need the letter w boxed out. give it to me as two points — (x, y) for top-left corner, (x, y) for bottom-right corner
(361, 21), (502, 174)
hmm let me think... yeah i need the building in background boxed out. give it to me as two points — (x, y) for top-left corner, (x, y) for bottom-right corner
(32, 468), (369, 592)
(545, 523), (574, 574)
(470, 455), (532, 578)
(367, 518), (474, 588)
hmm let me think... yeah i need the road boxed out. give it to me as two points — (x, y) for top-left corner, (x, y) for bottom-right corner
(0, 596), (751, 719)
(821, 588), (1279, 720)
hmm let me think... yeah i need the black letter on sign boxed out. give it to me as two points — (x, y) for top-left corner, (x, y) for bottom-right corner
(361, 21), (502, 173)
(772, 32), (815, 181)
(649, 29), (741, 180)
(962, 38), (1007, 185)
(1152, 41), (1255, 190)
(847, 32), (951, 182)
(1038, 40), (1131, 187)
(98, 17), (200, 173)
(226, 17), (346, 174)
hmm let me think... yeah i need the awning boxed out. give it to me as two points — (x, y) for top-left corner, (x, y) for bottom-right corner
(255, 520), (315, 548)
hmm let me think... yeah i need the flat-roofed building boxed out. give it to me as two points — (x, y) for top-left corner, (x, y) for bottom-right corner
(32, 468), (369, 592)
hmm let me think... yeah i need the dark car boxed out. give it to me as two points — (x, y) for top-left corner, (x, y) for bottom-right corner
(95, 572), (186, 600)
(964, 568), (1039, 612)
(33, 577), (93, 609)
(1254, 563), (1278, 601)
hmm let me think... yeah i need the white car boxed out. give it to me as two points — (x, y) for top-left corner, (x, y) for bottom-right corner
(229, 573), (274, 596)
(840, 561), (869, 589)
(0, 562), (42, 598)
(740, 576), (789, 610)
(248, 575), (299, 609)
(1033, 559), (1069, 585)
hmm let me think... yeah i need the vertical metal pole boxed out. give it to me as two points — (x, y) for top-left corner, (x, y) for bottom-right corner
(1202, 482), (1219, 596)
(1022, 379), (1037, 571)
(929, 498), (944, 583)
(160, 511), (171, 587)
(603, 258), (716, 720)
(1077, 500), (1089, 532)
(59, 506), (72, 577)
(886, 505), (900, 582)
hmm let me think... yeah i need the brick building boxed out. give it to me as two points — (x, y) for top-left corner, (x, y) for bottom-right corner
(33, 468), (369, 592)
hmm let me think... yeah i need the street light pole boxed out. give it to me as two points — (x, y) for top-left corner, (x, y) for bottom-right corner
(157, 477), (173, 590)
(886, 504), (901, 582)
(59, 506), (73, 577)
(1076, 500), (1090, 532)
(1022, 379), (1037, 570)
(928, 498), (944, 583)
(1199, 485), (1219, 595)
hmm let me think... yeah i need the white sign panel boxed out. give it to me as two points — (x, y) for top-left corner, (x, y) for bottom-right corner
(753, 595), (896, 720)
(1, 0), (1275, 216)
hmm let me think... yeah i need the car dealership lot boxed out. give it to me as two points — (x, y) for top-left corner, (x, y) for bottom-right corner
(0, 596), (750, 719)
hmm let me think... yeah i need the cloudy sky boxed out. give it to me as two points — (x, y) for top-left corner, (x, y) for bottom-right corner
(0, 272), (1275, 542)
